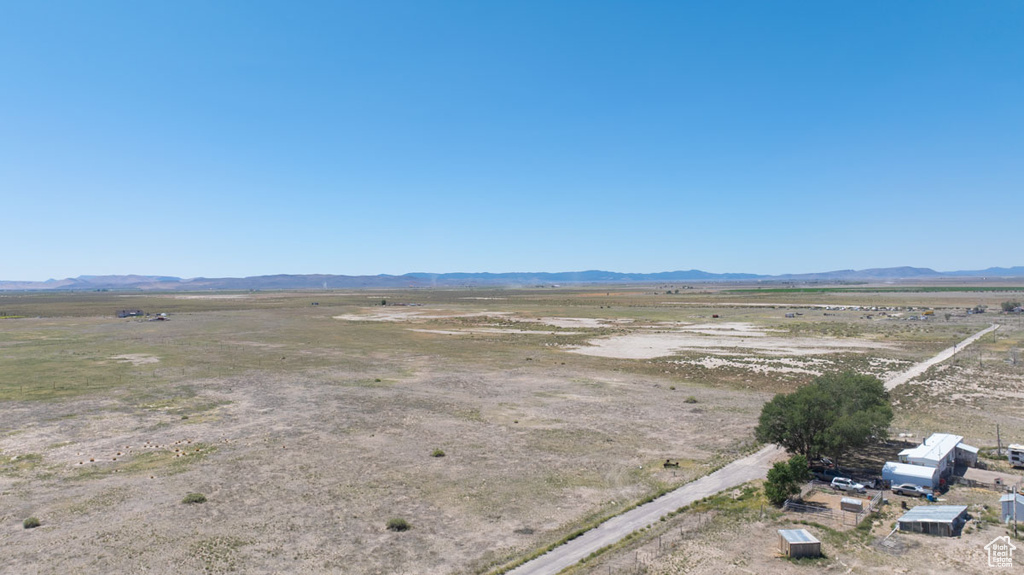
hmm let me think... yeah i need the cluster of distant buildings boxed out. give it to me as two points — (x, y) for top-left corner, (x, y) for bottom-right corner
(116, 310), (168, 321)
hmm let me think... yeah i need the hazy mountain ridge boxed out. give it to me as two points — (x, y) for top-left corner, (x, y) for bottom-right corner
(3, 266), (1024, 291)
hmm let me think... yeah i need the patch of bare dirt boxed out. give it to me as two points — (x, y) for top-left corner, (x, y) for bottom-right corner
(109, 354), (160, 366)
(567, 330), (896, 359)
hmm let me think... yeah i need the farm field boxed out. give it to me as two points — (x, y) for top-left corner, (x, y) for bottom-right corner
(1, 285), (1022, 574)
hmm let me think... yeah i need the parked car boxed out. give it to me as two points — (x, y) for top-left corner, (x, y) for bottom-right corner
(811, 466), (844, 482)
(891, 483), (931, 497)
(830, 477), (867, 493)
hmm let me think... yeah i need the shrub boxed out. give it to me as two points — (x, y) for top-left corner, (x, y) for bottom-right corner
(431, 448), (446, 458)
(684, 396), (698, 404)
(23, 517), (40, 529)
(386, 517), (410, 531)
(764, 455), (809, 506)
(182, 492), (207, 504)
(857, 512), (879, 533)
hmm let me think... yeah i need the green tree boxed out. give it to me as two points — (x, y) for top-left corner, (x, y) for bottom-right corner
(764, 461), (797, 506)
(1002, 301), (1022, 312)
(788, 454), (811, 483)
(764, 455), (812, 506)
(755, 372), (892, 468)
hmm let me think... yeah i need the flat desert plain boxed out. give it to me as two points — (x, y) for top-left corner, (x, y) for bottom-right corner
(1, 285), (1022, 574)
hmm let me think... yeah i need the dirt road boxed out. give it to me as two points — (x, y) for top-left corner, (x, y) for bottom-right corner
(506, 324), (1000, 575)
(883, 323), (999, 390)
(506, 445), (786, 575)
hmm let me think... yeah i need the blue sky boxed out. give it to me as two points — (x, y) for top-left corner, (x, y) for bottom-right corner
(2, 2), (1022, 280)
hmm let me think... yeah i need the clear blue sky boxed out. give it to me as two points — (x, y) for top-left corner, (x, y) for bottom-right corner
(2, 2), (1022, 280)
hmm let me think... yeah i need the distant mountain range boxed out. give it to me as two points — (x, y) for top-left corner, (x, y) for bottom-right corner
(2, 266), (1024, 291)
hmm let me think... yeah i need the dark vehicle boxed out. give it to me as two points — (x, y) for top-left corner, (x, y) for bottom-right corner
(811, 466), (844, 482)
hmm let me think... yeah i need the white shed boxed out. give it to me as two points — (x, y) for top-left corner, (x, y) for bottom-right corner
(840, 497), (865, 513)
(1001, 493), (1024, 524)
(883, 461), (940, 489)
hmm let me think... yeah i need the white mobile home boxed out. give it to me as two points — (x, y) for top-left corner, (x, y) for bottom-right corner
(898, 433), (977, 478)
(883, 461), (940, 489)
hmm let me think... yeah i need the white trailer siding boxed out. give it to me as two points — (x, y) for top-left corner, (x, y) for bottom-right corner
(1008, 444), (1024, 468)
(883, 461), (940, 489)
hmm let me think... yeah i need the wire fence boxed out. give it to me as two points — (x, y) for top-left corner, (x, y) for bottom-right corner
(869, 490), (883, 511)
(783, 499), (835, 521)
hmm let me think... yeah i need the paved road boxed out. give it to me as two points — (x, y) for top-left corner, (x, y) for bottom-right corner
(507, 323), (999, 575)
(506, 445), (786, 575)
(883, 323), (999, 390)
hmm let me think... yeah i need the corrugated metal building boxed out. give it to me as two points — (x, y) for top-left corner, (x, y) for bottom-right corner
(897, 505), (969, 537)
(1000, 493), (1023, 524)
(778, 529), (821, 558)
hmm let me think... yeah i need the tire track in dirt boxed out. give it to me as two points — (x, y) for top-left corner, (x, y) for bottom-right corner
(883, 324), (999, 391)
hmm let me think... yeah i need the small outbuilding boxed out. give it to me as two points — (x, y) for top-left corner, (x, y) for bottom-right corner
(778, 529), (821, 558)
(896, 505), (969, 537)
(955, 443), (979, 467)
(1001, 493), (1024, 524)
(840, 497), (866, 513)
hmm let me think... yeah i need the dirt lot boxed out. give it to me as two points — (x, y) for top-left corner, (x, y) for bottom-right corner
(1, 286), (1021, 574)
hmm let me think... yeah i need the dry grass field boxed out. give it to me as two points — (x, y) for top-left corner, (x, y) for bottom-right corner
(1, 285), (1022, 574)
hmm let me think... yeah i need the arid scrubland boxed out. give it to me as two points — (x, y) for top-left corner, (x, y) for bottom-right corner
(1, 285), (1022, 574)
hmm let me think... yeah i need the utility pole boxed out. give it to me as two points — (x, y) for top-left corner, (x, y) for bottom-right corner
(998, 424), (1003, 457)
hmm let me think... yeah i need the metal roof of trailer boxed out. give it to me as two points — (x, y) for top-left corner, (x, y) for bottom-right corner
(778, 529), (820, 544)
(898, 505), (968, 524)
(898, 433), (964, 465)
(883, 461), (939, 480)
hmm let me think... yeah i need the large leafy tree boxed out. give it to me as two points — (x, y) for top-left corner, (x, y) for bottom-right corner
(755, 372), (892, 467)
